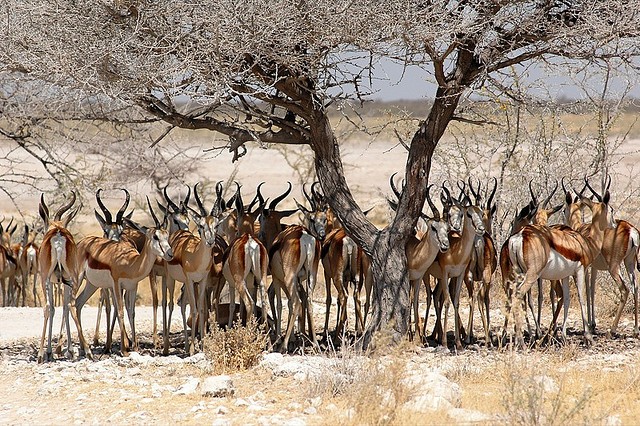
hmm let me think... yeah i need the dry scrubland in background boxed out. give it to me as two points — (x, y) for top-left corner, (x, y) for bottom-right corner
(1, 106), (640, 423)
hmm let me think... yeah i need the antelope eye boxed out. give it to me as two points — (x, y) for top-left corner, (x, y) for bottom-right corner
(153, 235), (158, 240)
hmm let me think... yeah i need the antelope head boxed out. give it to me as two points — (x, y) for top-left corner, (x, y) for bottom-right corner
(158, 184), (191, 232)
(296, 184), (327, 240)
(425, 184), (450, 253)
(125, 197), (173, 261)
(95, 188), (131, 241)
(39, 191), (80, 230)
(441, 182), (464, 233)
(188, 182), (220, 247)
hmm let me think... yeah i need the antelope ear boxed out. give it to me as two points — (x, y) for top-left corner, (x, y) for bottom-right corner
(565, 191), (573, 205)
(94, 209), (107, 229)
(278, 209), (299, 218)
(294, 199), (309, 213)
(123, 217), (147, 234)
(550, 204), (564, 215)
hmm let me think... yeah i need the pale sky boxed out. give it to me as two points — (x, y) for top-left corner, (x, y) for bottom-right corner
(369, 57), (640, 102)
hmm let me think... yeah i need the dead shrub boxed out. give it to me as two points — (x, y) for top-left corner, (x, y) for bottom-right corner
(498, 356), (597, 426)
(202, 317), (269, 373)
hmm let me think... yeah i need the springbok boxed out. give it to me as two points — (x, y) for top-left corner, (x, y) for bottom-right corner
(75, 195), (174, 355)
(165, 183), (224, 354)
(0, 219), (18, 306)
(157, 185), (192, 354)
(223, 184), (269, 329)
(566, 177), (640, 336)
(257, 182), (298, 251)
(18, 224), (40, 307)
(501, 180), (611, 347)
(524, 180), (564, 338)
(463, 177), (498, 346)
(269, 222), (322, 351)
(37, 192), (93, 363)
(426, 185), (485, 350)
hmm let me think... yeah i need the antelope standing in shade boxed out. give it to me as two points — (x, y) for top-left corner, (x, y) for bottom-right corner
(387, 175), (450, 342)
(75, 195), (174, 355)
(463, 177), (498, 345)
(269, 197), (324, 350)
(426, 185), (485, 350)
(37, 192), (93, 363)
(502, 179), (611, 346)
(165, 183), (224, 354)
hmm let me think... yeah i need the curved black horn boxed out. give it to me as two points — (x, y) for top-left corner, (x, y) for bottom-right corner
(542, 181), (558, 209)
(212, 181), (225, 216)
(269, 182), (292, 210)
(561, 176), (569, 196)
(147, 196), (161, 227)
(115, 188), (130, 223)
(389, 172), (402, 199)
(456, 180), (467, 200)
(468, 177), (481, 205)
(194, 182), (207, 216)
(425, 184), (441, 221)
(39, 194), (50, 228)
(302, 184), (315, 211)
(247, 182), (265, 213)
(95, 189), (112, 224)
(441, 181), (452, 202)
(584, 177), (602, 202)
(528, 180), (538, 206)
(234, 182), (244, 213)
(163, 185), (179, 212)
(54, 191), (77, 221)
(487, 177), (497, 209)
(183, 185), (191, 207)
(311, 181), (325, 208)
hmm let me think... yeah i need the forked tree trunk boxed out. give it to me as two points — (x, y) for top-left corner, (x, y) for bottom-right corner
(307, 64), (476, 347)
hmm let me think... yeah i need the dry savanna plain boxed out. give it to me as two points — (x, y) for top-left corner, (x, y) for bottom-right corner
(1, 107), (640, 425)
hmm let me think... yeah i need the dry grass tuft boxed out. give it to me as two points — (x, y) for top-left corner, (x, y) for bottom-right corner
(305, 327), (432, 425)
(202, 317), (269, 373)
(498, 357), (595, 425)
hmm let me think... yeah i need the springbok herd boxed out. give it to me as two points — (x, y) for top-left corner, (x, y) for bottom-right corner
(0, 175), (638, 363)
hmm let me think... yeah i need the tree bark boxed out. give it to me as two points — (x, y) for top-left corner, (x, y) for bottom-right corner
(306, 83), (466, 347)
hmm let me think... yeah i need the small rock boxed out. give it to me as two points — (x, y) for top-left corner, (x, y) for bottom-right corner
(248, 404), (267, 412)
(216, 406), (229, 415)
(128, 352), (154, 365)
(303, 407), (317, 415)
(174, 377), (200, 395)
(284, 418), (306, 426)
(604, 414), (622, 426)
(202, 375), (235, 398)
(235, 398), (250, 407)
(307, 396), (322, 407)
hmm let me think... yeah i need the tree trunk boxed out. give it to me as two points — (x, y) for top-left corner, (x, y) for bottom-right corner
(309, 81), (469, 348)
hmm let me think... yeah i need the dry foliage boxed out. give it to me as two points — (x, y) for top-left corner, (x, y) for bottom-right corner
(201, 317), (269, 374)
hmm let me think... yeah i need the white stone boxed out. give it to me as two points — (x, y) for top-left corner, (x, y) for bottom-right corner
(284, 418), (306, 426)
(303, 407), (317, 415)
(235, 398), (250, 407)
(202, 375), (235, 398)
(174, 377), (200, 395)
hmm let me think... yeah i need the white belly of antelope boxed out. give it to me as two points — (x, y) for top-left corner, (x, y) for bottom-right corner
(539, 249), (581, 280)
